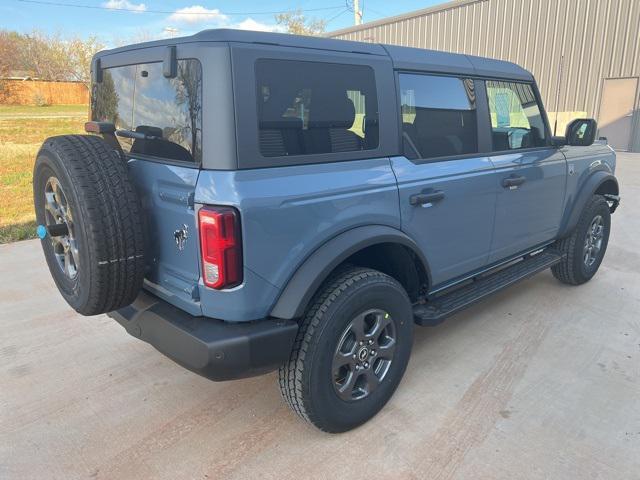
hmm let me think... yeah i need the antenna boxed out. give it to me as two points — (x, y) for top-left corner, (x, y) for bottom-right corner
(553, 54), (564, 137)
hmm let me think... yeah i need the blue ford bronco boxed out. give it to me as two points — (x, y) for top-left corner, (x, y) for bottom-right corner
(33, 30), (619, 432)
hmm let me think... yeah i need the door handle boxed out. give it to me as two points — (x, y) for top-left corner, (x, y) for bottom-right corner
(410, 190), (445, 206)
(502, 175), (526, 188)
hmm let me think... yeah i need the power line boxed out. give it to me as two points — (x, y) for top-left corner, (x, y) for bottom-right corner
(15, 0), (345, 16)
(366, 6), (389, 18)
(325, 8), (349, 25)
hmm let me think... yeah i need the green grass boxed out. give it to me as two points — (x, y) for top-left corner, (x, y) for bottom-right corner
(0, 105), (86, 243)
(0, 220), (38, 244)
(0, 104), (88, 116)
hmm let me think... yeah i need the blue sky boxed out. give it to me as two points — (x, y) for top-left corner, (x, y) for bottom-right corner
(0, 0), (443, 45)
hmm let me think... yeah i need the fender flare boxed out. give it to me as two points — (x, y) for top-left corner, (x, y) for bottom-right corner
(557, 171), (619, 238)
(270, 225), (431, 320)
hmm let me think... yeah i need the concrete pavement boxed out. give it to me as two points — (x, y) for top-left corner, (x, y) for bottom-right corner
(1, 153), (639, 480)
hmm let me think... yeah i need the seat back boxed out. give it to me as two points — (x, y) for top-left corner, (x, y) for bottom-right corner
(307, 94), (362, 153)
(258, 97), (303, 157)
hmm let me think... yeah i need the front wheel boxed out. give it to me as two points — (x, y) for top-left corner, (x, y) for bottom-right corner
(278, 267), (414, 433)
(552, 194), (611, 285)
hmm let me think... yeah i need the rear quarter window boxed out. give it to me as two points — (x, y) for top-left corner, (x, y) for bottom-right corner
(92, 59), (202, 163)
(254, 59), (379, 159)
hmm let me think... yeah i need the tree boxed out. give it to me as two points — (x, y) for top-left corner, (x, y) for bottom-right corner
(65, 36), (104, 87)
(0, 29), (104, 89)
(174, 60), (202, 161)
(0, 31), (18, 99)
(275, 10), (326, 36)
(0, 31), (18, 76)
(91, 70), (119, 123)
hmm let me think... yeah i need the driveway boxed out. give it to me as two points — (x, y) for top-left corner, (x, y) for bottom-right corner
(1, 153), (639, 480)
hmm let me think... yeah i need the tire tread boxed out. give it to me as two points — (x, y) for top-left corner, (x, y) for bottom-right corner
(552, 194), (609, 285)
(36, 135), (145, 315)
(278, 267), (400, 429)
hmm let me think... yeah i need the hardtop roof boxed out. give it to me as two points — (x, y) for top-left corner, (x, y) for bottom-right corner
(97, 29), (533, 82)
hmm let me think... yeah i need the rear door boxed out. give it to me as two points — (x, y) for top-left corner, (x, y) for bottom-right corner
(92, 54), (203, 315)
(484, 81), (566, 263)
(392, 73), (497, 288)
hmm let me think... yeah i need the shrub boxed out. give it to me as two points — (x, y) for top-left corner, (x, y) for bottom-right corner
(33, 92), (49, 107)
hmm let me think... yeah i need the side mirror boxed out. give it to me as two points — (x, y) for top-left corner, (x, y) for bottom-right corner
(565, 118), (597, 146)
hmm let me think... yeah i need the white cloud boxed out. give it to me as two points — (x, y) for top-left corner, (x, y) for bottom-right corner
(102, 0), (146, 12)
(167, 5), (228, 25)
(232, 18), (283, 33)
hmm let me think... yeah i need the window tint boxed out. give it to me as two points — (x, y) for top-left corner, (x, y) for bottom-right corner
(255, 59), (378, 158)
(486, 81), (547, 151)
(399, 74), (478, 160)
(91, 65), (136, 151)
(92, 59), (202, 163)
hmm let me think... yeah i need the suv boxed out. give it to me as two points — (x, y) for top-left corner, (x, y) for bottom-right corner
(33, 30), (620, 433)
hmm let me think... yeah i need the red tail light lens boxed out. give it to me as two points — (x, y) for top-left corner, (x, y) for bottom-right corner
(198, 207), (242, 289)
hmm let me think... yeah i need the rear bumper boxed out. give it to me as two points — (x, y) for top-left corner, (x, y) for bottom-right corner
(107, 290), (298, 381)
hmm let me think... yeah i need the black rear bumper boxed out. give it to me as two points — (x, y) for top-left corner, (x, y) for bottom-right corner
(107, 290), (298, 381)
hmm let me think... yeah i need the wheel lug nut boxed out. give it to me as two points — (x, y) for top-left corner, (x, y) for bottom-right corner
(352, 354), (357, 360)
(371, 350), (376, 356)
(368, 339), (373, 345)
(359, 341), (364, 346)
(364, 362), (369, 368)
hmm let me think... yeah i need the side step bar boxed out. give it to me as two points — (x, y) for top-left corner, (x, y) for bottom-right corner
(413, 251), (563, 326)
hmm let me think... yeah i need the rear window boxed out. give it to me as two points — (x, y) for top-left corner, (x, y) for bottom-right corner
(255, 59), (379, 158)
(91, 59), (202, 163)
(399, 74), (478, 160)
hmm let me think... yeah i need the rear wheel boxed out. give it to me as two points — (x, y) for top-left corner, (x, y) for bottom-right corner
(278, 267), (413, 432)
(552, 195), (611, 285)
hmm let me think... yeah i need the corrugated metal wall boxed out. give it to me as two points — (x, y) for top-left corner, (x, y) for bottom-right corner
(329, 0), (640, 151)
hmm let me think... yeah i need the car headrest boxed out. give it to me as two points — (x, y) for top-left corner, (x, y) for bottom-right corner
(309, 94), (355, 129)
(259, 98), (303, 131)
(135, 125), (163, 138)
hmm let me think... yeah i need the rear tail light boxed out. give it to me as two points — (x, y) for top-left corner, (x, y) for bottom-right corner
(198, 206), (242, 289)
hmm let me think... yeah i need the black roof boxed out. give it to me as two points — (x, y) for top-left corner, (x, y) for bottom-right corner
(99, 29), (533, 82)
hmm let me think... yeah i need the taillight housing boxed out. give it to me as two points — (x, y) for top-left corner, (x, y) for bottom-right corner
(198, 206), (242, 289)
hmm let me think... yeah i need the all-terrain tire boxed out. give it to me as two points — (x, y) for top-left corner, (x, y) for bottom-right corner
(33, 135), (145, 315)
(552, 194), (611, 285)
(278, 267), (414, 433)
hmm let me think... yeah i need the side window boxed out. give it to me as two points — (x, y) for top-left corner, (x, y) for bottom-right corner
(92, 59), (202, 163)
(255, 59), (379, 158)
(399, 74), (478, 160)
(486, 81), (547, 151)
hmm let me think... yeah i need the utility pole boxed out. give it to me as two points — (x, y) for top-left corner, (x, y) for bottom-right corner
(353, 0), (362, 25)
(163, 27), (179, 38)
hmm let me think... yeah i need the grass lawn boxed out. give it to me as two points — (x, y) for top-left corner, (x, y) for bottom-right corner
(0, 105), (87, 243)
(0, 104), (88, 116)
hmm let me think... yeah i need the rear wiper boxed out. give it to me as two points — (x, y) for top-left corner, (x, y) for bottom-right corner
(115, 129), (161, 140)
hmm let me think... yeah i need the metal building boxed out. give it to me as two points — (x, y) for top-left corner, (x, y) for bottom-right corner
(329, 0), (640, 152)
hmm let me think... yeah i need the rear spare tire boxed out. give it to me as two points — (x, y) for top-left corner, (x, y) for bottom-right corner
(33, 135), (145, 315)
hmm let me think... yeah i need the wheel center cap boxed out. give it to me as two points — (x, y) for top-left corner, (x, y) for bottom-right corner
(357, 347), (369, 361)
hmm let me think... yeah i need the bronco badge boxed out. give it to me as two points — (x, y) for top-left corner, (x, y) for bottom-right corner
(174, 224), (189, 251)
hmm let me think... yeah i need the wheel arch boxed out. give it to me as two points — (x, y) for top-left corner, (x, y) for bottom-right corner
(270, 225), (431, 320)
(558, 172), (619, 239)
